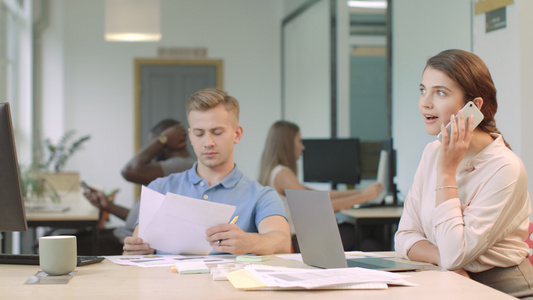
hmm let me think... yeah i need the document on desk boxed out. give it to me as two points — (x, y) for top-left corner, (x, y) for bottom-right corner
(139, 186), (236, 255)
(104, 255), (235, 267)
(226, 265), (415, 290)
(276, 251), (391, 262)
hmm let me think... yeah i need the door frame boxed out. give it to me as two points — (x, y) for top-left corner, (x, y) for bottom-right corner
(133, 58), (223, 152)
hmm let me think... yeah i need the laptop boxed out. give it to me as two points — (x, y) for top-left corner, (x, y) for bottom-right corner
(285, 189), (420, 272)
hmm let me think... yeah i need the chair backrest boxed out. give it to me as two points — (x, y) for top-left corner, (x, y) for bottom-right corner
(525, 223), (533, 264)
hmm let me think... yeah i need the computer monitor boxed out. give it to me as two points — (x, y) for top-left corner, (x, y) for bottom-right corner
(381, 137), (399, 205)
(0, 102), (27, 232)
(302, 138), (361, 186)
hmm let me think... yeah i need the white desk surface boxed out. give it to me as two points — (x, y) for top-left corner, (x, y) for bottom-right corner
(25, 191), (99, 222)
(1, 254), (514, 299)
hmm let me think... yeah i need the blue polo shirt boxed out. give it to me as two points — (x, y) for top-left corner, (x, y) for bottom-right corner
(146, 163), (287, 254)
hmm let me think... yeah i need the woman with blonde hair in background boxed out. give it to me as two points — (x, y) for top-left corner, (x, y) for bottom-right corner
(258, 120), (382, 251)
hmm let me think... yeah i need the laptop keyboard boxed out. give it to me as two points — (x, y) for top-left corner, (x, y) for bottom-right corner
(347, 259), (383, 269)
(0, 254), (104, 266)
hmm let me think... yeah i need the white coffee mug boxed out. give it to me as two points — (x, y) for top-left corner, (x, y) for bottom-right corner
(39, 235), (77, 276)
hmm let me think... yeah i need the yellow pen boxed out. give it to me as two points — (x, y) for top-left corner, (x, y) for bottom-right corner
(215, 216), (239, 245)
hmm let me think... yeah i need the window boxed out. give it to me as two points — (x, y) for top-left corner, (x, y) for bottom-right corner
(0, 0), (32, 163)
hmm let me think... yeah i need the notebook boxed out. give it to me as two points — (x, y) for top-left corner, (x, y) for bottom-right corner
(285, 189), (420, 272)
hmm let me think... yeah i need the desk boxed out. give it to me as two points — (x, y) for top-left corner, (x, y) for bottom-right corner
(25, 192), (100, 254)
(340, 206), (403, 250)
(0, 254), (514, 299)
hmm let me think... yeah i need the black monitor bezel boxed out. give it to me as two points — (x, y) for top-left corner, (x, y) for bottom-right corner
(0, 102), (28, 233)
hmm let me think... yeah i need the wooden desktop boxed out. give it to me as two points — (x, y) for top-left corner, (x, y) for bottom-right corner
(0, 254), (514, 299)
(25, 191), (99, 222)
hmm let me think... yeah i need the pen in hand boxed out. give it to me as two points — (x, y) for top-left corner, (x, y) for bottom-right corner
(215, 216), (239, 245)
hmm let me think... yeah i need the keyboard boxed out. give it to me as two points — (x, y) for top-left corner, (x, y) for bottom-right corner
(347, 259), (383, 269)
(0, 254), (104, 266)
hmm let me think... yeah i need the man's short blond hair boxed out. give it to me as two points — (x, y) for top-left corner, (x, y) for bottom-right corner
(186, 88), (239, 125)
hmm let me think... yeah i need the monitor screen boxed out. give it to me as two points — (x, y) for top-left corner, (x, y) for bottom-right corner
(381, 137), (399, 204)
(0, 102), (27, 232)
(302, 138), (361, 185)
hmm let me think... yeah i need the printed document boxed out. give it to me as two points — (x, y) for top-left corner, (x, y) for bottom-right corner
(104, 255), (235, 267)
(226, 265), (415, 290)
(139, 186), (236, 255)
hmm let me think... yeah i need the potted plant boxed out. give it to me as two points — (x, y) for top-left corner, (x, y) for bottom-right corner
(22, 130), (91, 203)
(41, 130), (91, 173)
(20, 164), (60, 203)
(38, 130), (91, 192)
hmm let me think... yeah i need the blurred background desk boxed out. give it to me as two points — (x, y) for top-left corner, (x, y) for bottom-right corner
(340, 205), (403, 251)
(6, 192), (100, 255)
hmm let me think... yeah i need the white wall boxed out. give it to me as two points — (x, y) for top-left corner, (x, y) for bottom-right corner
(392, 0), (472, 199)
(40, 1), (64, 144)
(40, 0), (284, 226)
(518, 1), (533, 196)
(473, 1), (533, 194)
(283, 0), (330, 138)
(473, 3), (520, 154)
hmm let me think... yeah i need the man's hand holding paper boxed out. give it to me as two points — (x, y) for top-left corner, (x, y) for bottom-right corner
(207, 223), (261, 255)
(138, 186), (236, 255)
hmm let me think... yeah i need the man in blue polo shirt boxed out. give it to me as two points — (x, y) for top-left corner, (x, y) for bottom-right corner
(123, 88), (291, 255)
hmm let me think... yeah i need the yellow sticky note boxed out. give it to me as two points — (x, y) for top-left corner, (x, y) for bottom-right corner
(225, 269), (267, 290)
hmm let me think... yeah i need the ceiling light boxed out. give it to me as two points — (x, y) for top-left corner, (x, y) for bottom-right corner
(105, 0), (161, 42)
(347, 1), (387, 9)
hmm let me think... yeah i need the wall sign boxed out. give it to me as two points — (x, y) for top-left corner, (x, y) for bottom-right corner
(486, 6), (506, 33)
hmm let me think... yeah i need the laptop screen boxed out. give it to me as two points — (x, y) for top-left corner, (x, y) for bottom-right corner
(285, 189), (348, 268)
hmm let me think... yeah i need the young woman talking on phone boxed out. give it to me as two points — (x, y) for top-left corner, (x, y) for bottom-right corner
(394, 49), (533, 298)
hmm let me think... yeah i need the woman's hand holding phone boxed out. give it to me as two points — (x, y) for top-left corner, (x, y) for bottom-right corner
(437, 101), (484, 142)
(437, 108), (477, 182)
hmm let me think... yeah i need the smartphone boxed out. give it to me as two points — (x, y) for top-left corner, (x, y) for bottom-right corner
(437, 101), (484, 142)
(80, 180), (100, 205)
(80, 180), (92, 192)
(81, 181), (119, 197)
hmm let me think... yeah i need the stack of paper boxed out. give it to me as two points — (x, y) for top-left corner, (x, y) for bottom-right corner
(139, 186), (236, 255)
(175, 261), (210, 274)
(236, 255), (269, 262)
(226, 265), (415, 291)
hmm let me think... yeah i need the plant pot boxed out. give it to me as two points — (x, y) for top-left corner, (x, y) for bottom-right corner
(38, 172), (80, 193)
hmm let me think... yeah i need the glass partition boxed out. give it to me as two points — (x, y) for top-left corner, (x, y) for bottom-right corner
(281, 0), (391, 182)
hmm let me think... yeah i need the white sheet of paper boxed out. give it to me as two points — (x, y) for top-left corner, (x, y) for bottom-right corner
(139, 187), (236, 255)
(104, 255), (235, 267)
(138, 186), (165, 237)
(243, 265), (411, 289)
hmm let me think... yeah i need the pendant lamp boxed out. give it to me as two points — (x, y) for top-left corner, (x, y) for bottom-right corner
(105, 0), (161, 42)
